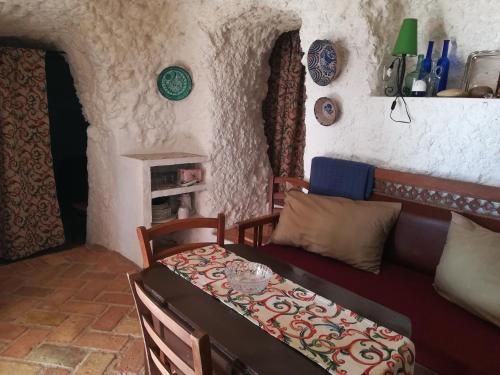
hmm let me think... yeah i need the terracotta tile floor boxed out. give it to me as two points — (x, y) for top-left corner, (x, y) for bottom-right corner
(0, 245), (145, 375)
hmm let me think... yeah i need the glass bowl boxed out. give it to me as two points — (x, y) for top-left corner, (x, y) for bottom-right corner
(224, 261), (273, 294)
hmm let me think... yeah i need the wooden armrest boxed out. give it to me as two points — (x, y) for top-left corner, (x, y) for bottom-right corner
(236, 213), (281, 248)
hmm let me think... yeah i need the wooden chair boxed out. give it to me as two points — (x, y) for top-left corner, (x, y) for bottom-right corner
(137, 213), (225, 268)
(267, 175), (310, 213)
(128, 272), (212, 375)
(237, 176), (309, 247)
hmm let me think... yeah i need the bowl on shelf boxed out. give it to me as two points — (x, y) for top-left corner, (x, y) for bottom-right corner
(224, 261), (273, 294)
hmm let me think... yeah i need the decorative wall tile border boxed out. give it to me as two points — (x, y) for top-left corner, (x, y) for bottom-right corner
(374, 179), (500, 218)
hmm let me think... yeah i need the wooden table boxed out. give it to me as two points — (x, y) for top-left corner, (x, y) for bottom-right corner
(141, 244), (412, 374)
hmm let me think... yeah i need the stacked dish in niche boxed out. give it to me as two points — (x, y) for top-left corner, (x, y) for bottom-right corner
(152, 197), (174, 223)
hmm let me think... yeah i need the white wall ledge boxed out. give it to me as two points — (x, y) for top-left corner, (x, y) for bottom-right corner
(371, 96), (500, 105)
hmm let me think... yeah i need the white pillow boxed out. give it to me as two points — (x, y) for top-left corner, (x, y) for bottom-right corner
(434, 212), (500, 327)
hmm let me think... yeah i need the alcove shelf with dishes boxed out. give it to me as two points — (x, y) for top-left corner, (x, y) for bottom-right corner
(121, 152), (207, 227)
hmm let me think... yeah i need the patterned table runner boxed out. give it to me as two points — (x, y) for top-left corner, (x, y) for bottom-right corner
(159, 245), (415, 374)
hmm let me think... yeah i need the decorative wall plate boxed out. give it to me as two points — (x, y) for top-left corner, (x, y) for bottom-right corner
(314, 97), (338, 126)
(307, 40), (339, 86)
(157, 66), (192, 100)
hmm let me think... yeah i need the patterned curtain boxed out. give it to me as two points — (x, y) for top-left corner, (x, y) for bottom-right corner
(0, 47), (65, 260)
(262, 30), (306, 178)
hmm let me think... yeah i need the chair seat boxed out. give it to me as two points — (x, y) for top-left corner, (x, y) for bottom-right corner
(258, 243), (500, 375)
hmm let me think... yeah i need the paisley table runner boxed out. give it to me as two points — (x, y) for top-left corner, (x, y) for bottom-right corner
(159, 245), (415, 374)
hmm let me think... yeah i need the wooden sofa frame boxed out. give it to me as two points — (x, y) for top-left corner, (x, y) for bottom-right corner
(237, 168), (500, 247)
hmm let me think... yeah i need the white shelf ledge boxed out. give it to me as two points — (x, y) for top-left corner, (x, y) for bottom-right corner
(151, 183), (207, 199)
(122, 152), (208, 167)
(151, 213), (204, 226)
(371, 96), (500, 105)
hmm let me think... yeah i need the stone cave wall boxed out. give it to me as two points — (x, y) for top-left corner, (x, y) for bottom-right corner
(1, 0), (499, 264)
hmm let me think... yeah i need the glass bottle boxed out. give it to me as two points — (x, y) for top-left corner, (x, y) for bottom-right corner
(421, 41), (434, 76)
(404, 54), (424, 96)
(426, 60), (442, 97)
(411, 79), (427, 97)
(437, 40), (450, 92)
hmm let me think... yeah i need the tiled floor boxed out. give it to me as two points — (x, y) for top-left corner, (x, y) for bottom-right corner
(0, 245), (145, 375)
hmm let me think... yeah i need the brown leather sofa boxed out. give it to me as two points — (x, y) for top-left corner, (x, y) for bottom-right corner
(237, 169), (500, 375)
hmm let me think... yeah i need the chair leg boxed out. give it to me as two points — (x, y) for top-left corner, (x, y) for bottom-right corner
(217, 213), (225, 246)
(144, 348), (163, 375)
(144, 351), (150, 375)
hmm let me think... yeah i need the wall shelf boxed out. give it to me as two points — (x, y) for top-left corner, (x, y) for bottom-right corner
(122, 152), (208, 166)
(119, 152), (209, 264)
(120, 152), (208, 222)
(152, 213), (204, 226)
(371, 96), (500, 104)
(151, 183), (207, 199)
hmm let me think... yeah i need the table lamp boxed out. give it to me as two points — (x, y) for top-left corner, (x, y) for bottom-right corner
(392, 18), (418, 96)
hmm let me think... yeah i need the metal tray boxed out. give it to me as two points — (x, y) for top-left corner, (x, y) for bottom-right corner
(462, 50), (500, 92)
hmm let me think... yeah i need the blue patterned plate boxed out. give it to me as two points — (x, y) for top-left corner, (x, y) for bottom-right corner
(307, 40), (339, 86)
(314, 97), (338, 126)
(157, 66), (192, 100)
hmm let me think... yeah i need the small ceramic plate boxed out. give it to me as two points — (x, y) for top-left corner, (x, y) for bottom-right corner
(307, 40), (339, 86)
(314, 97), (338, 126)
(157, 66), (192, 100)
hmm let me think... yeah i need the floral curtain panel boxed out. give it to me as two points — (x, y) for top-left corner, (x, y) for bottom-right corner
(0, 47), (65, 260)
(262, 30), (306, 179)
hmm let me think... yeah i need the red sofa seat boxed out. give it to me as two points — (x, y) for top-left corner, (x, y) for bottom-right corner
(258, 243), (500, 375)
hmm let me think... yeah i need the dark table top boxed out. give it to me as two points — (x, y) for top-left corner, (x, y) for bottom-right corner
(141, 244), (411, 375)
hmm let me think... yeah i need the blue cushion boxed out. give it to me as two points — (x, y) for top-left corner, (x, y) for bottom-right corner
(309, 157), (375, 200)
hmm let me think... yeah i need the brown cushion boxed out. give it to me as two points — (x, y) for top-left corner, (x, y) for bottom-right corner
(434, 212), (500, 327)
(270, 190), (401, 273)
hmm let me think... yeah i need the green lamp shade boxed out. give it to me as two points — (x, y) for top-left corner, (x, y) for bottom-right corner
(392, 18), (417, 56)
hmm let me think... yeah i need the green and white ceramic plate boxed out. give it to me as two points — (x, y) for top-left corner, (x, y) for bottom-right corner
(157, 66), (192, 101)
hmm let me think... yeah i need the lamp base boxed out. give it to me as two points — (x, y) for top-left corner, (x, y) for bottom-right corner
(389, 54), (412, 124)
(398, 54), (407, 97)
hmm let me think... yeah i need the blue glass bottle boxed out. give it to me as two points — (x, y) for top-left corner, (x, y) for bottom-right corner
(437, 40), (450, 92)
(421, 41), (434, 77)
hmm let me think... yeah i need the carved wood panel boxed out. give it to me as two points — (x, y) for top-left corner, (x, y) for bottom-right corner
(374, 179), (500, 218)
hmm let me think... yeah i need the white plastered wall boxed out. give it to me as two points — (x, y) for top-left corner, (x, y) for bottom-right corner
(1, 0), (499, 265)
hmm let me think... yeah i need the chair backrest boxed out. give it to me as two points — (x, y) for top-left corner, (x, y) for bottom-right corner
(137, 213), (225, 268)
(268, 176), (310, 213)
(128, 272), (212, 375)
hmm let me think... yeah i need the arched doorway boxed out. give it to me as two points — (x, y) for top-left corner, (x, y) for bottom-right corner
(46, 51), (89, 245)
(0, 42), (89, 261)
